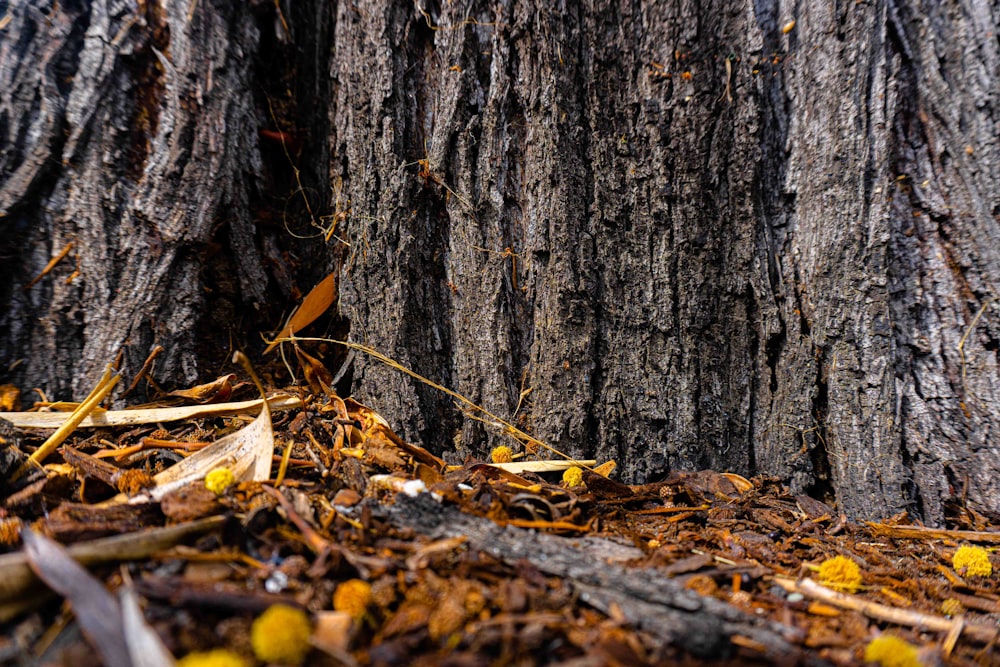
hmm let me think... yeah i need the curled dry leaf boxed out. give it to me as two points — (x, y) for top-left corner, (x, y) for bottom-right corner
(265, 271), (337, 354)
(166, 374), (238, 404)
(103, 398), (274, 505)
(721, 472), (753, 494)
(294, 345), (335, 396)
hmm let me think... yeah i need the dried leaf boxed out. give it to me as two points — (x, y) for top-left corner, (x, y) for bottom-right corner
(294, 345), (334, 395)
(722, 472), (753, 494)
(311, 610), (354, 654)
(22, 528), (131, 667)
(592, 461), (617, 477)
(265, 271), (337, 354)
(0, 395), (301, 429)
(104, 399), (274, 505)
(120, 587), (176, 667)
(583, 471), (634, 499)
(166, 374), (237, 403)
(0, 384), (20, 411)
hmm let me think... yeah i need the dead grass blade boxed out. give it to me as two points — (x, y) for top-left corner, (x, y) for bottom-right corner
(866, 522), (1000, 543)
(0, 395), (301, 429)
(773, 577), (998, 644)
(488, 460), (596, 474)
(23, 528), (133, 667)
(120, 586), (175, 667)
(13, 366), (120, 478)
(272, 337), (592, 469)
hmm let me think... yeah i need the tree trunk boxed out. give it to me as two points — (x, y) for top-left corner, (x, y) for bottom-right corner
(0, 0), (332, 397)
(1, 0), (997, 525)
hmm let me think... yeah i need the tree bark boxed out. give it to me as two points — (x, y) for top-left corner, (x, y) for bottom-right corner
(0, 0), (332, 397)
(1, 0), (997, 524)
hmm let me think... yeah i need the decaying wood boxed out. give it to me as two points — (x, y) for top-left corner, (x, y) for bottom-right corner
(383, 493), (827, 665)
(0, 516), (225, 622)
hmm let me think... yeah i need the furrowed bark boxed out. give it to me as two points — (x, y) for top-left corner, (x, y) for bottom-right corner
(2, 0), (997, 523)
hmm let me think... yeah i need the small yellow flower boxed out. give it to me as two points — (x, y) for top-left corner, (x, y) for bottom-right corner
(863, 634), (921, 667)
(490, 446), (513, 463)
(952, 545), (992, 577)
(333, 578), (372, 619)
(176, 649), (249, 667)
(817, 555), (862, 593)
(204, 467), (235, 495)
(562, 466), (584, 487)
(250, 604), (312, 665)
(939, 598), (964, 616)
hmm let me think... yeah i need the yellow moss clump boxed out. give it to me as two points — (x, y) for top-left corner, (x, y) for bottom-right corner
(176, 649), (249, 667)
(562, 466), (584, 487)
(863, 634), (921, 667)
(490, 446), (513, 463)
(952, 545), (992, 578)
(204, 467), (236, 495)
(817, 555), (862, 593)
(250, 604), (312, 666)
(333, 578), (373, 620)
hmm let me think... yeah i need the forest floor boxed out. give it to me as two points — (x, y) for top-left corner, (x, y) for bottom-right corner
(0, 367), (997, 667)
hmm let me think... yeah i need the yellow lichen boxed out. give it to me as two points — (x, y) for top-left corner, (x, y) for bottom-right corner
(562, 466), (584, 487)
(817, 555), (862, 593)
(204, 467), (235, 495)
(250, 604), (312, 666)
(952, 545), (992, 578)
(863, 634), (922, 667)
(490, 446), (513, 463)
(176, 649), (249, 667)
(333, 578), (372, 620)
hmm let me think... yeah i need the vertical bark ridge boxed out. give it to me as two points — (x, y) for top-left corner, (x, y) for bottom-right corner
(885, 0), (1000, 523)
(3, 0), (997, 522)
(1, 1), (269, 396)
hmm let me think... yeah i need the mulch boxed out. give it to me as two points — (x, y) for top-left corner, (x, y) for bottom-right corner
(0, 384), (997, 666)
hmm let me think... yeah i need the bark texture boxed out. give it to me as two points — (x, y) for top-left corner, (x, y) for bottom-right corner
(1, 0), (997, 524)
(0, 0), (332, 398)
(332, 0), (1000, 523)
